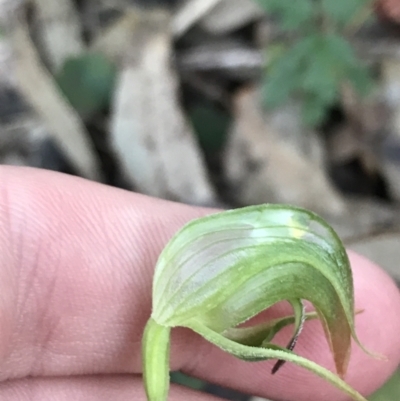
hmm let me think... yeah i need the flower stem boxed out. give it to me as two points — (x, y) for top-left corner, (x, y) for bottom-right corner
(142, 318), (171, 401)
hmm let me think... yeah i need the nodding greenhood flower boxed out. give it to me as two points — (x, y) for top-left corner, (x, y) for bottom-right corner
(142, 204), (375, 401)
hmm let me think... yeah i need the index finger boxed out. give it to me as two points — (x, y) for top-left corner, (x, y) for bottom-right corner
(0, 166), (399, 401)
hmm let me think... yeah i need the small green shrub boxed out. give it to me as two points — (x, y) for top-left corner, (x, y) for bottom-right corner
(56, 52), (116, 121)
(257, 0), (374, 125)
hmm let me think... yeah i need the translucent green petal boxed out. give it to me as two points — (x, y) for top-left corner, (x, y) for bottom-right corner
(153, 205), (353, 326)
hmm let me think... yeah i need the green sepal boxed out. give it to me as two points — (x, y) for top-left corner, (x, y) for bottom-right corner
(186, 320), (369, 401)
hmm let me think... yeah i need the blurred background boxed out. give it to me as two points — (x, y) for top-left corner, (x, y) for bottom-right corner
(0, 0), (399, 399)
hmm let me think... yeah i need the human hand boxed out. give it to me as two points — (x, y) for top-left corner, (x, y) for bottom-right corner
(0, 166), (399, 401)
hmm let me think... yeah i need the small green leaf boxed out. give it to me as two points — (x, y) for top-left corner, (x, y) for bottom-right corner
(321, 0), (370, 25)
(263, 37), (315, 108)
(256, 0), (315, 30)
(347, 64), (374, 97)
(300, 52), (338, 103)
(143, 204), (373, 401)
(323, 34), (358, 69)
(262, 71), (299, 109)
(279, 0), (314, 30)
(56, 52), (116, 120)
(302, 95), (331, 126)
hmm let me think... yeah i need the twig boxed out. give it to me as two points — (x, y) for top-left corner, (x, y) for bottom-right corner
(109, 8), (218, 206)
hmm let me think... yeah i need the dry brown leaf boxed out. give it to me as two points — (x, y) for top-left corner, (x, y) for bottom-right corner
(224, 86), (346, 217)
(109, 8), (217, 206)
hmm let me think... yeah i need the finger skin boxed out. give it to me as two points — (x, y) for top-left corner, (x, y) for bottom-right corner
(0, 376), (220, 401)
(0, 166), (399, 401)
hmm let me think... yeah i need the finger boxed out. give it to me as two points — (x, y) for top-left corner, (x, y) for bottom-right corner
(0, 167), (399, 401)
(0, 376), (220, 401)
(0, 166), (209, 379)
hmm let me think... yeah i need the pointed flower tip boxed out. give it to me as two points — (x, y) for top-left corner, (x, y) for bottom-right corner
(356, 339), (387, 361)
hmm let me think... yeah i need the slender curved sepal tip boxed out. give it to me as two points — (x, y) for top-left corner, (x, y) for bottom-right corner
(187, 321), (369, 401)
(142, 318), (171, 401)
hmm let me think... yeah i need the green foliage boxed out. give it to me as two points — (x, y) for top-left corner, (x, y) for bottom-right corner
(320, 0), (369, 26)
(257, 0), (374, 126)
(259, 0), (315, 31)
(370, 370), (400, 401)
(189, 102), (231, 153)
(56, 52), (116, 121)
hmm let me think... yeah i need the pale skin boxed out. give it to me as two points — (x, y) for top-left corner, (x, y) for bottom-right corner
(0, 166), (399, 401)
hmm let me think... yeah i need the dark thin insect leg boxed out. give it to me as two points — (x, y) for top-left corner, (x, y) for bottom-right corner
(271, 301), (306, 374)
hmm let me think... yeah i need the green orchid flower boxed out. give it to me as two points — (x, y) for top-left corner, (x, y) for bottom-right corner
(142, 204), (374, 401)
